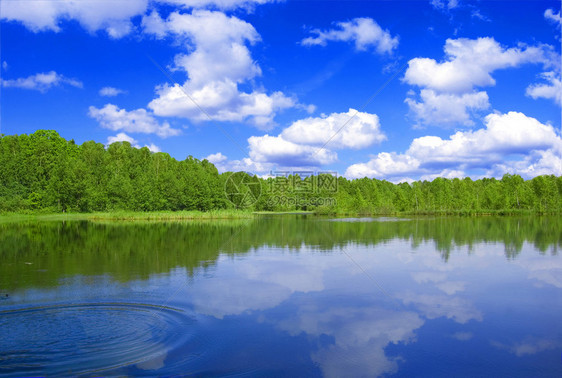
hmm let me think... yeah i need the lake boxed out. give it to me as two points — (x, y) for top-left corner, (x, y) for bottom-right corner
(1, 216), (561, 377)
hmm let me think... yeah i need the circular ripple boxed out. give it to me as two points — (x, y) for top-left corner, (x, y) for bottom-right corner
(0, 302), (195, 376)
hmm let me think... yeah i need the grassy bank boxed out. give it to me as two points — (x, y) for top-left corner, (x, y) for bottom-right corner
(0, 209), (255, 223)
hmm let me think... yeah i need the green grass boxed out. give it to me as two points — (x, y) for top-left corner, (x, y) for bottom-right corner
(0, 209), (255, 223)
(253, 210), (314, 215)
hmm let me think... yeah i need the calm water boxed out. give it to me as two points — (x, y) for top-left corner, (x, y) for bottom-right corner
(1, 216), (561, 377)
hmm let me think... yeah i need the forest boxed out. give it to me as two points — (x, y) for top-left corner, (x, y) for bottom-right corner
(1, 130), (561, 214)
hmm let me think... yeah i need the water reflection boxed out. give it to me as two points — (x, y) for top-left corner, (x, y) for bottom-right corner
(0, 216), (561, 376)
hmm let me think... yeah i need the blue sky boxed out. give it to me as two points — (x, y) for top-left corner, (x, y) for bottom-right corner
(1, 0), (561, 181)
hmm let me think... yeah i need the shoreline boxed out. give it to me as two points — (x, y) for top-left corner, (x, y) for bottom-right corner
(0, 209), (559, 223)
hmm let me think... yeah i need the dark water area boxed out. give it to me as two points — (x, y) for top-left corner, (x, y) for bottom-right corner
(0, 216), (561, 376)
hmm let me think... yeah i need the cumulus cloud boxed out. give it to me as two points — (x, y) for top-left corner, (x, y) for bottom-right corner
(405, 89), (490, 126)
(248, 134), (338, 167)
(145, 143), (162, 153)
(281, 109), (386, 149)
(107, 132), (139, 146)
(3, 2), (306, 127)
(156, 0), (277, 11)
(404, 37), (548, 93)
(1, 0), (276, 37)
(302, 17), (398, 54)
(402, 37), (554, 126)
(346, 152), (420, 180)
(246, 109), (385, 167)
(419, 169), (465, 182)
(204, 152), (271, 175)
(204, 109), (384, 172)
(488, 148), (562, 179)
(1, 0), (149, 38)
(89, 104), (181, 138)
(345, 111), (562, 181)
(207, 153), (275, 174)
(408, 112), (559, 163)
(99, 86), (126, 97)
(107, 133), (162, 153)
(544, 8), (562, 27)
(526, 71), (562, 106)
(2, 71), (82, 92)
(205, 152), (228, 164)
(144, 10), (300, 128)
(149, 81), (295, 128)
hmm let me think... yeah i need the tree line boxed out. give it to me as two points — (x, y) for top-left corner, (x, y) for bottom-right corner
(1, 130), (561, 214)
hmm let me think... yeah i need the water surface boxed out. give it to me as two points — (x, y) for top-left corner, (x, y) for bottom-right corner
(1, 216), (561, 376)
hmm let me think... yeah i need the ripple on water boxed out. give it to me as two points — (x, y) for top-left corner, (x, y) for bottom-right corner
(0, 302), (196, 376)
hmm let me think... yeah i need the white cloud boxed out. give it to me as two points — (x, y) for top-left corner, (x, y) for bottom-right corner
(143, 10), (261, 84)
(404, 37), (548, 93)
(2, 61), (7, 70)
(345, 111), (562, 180)
(106, 133), (140, 148)
(403, 37), (554, 127)
(1, 0), (149, 38)
(107, 132), (138, 146)
(243, 109), (384, 168)
(99, 86), (126, 97)
(89, 104), (181, 138)
(526, 71), (562, 106)
(430, 0), (459, 10)
(280, 108), (386, 149)
(214, 155), (275, 174)
(407, 112), (560, 163)
(149, 81), (295, 128)
(302, 17), (398, 54)
(489, 148), (562, 178)
(545, 8), (562, 27)
(405, 89), (490, 126)
(2, 71), (82, 92)
(249, 134), (338, 167)
(107, 133), (162, 152)
(205, 152), (228, 164)
(144, 10), (300, 128)
(419, 169), (465, 182)
(346, 152), (420, 180)
(144, 143), (160, 153)
(156, 0), (277, 11)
